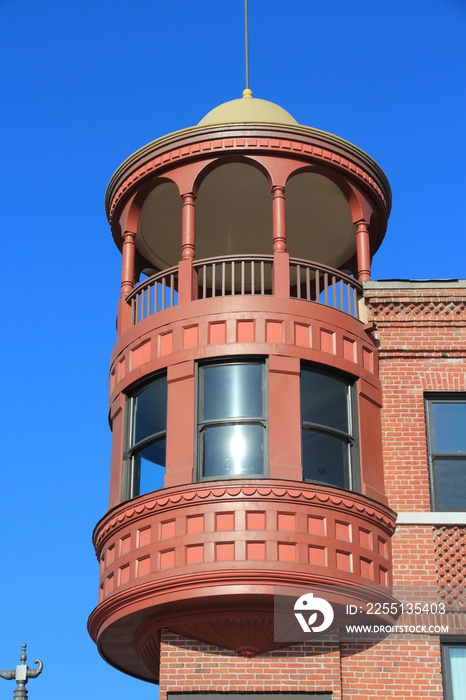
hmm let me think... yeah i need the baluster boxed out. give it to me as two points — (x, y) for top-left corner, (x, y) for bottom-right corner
(306, 267), (311, 300)
(260, 261), (265, 294)
(170, 274), (175, 307)
(315, 267), (320, 302)
(202, 265), (207, 299)
(324, 273), (329, 306)
(297, 264), (301, 299)
(231, 260), (235, 296)
(339, 279), (344, 311)
(131, 297), (136, 326)
(222, 262), (226, 296)
(251, 260), (255, 295)
(162, 277), (166, 310)
(212, 263), (216, 297)
(241, 261), (245, 295)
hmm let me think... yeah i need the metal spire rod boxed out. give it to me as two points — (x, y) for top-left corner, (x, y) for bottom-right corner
(244, 0), (249, 90)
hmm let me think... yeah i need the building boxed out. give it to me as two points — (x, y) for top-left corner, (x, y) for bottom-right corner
(88, 91), (466, 699)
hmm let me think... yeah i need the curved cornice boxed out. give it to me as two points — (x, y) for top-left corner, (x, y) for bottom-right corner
(105, 124), (391, 222)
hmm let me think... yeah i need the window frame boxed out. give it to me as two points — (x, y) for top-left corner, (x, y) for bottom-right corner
(122, 373), (168, 501)
(425, 394), (466, 512)
(196, 357), (268, 481)
(300, 364), (359, 492)
(441, 639), (466, 700)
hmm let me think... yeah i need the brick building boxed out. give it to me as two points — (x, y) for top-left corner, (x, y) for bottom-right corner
(88, 93), (466, 699)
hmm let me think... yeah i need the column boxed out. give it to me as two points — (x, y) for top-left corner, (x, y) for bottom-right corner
(355, 220), (371, 282)
(178, 193), (196, 303)
(271, 185), (290, 297)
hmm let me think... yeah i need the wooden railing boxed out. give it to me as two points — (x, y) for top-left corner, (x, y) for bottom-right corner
(195, 255), (273, 298)
(290, 258), (362, 319)
(126, 255), (362, 325)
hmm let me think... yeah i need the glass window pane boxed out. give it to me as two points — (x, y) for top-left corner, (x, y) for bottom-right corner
(137, 439), (166, 495)
(134, 378), (167, 445)
(202, 364), (263, 420)
(433, 459), (466, 511)
(431, 402), (466, 452)
(302, 429), (349, 489)
(449, 646), (466, 700)
(203, 424), (264, 478)
(301, 369), (348, 432)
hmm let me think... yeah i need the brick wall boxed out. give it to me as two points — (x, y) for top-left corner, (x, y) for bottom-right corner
(156, 282), (466, 700)
(159, 630), (342, 700)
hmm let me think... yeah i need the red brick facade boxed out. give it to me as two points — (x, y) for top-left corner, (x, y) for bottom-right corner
(91, 98), (466, 699)
(156, 281), (466, 700)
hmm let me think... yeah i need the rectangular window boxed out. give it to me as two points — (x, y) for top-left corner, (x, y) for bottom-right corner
(426, 396), (466, 511)
(197, 360), (266, 480)
(124, 374), (167, 499)
(301, 365), (358, 490)
(442, 642), (466, 700)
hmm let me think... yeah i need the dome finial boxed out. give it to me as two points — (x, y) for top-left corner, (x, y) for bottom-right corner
(243, 88), (253, 99)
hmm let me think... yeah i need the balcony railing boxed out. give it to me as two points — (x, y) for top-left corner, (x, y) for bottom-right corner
(127, 255), (362, 325)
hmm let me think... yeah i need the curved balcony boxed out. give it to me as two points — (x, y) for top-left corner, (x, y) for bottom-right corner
(88, 479), (396, 682)
(127, 255), (363, 326)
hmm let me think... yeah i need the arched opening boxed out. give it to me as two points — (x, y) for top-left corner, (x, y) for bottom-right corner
(195, 162), (272, 259)
(137, 181), (182, 271)
(286, 172), (355, 270)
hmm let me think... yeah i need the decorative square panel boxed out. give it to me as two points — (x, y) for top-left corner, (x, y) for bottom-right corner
(216, 512), (235, 531)
(336, 550), (352, 572)
(186, 515), (204, 534)
(137, 556), (151, 578)
(308, 516), (326, 536)
(160, 549), (175, 570)
(308, 545), (326, 566)
(160, 520), (176, 540)
(335, 521), (351, 542)
(215, 542), (235, 562)
(246, 512), (266, 530)
(278, 543), (296, 562)
(246, 542), (266, 560)
(137, 526), (151, 548)
(186, 544), (204, 564)
(278, 513), (296, 531)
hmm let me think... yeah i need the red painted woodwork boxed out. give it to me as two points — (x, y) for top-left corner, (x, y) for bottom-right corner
(90, 100), (400, 690)
(89, 479), (396, 681)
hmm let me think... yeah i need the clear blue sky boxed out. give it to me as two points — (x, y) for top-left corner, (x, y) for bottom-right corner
(1, 1), (465, 699)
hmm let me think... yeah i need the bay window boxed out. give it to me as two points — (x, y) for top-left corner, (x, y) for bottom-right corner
(301, 366), (358, 490)
(124, 374), (167, 499)
(197, 360), (266, 479)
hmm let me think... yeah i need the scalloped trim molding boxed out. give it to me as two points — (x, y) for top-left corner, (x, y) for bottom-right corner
(93, 481), (396, 551)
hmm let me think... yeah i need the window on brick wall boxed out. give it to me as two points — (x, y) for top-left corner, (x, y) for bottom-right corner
(426, 396), (466, 511)
(301, 365), (359, 490)
(442, 642), (466, 700)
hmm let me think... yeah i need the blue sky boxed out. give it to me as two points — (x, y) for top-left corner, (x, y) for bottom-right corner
(1, 1), (465, 699)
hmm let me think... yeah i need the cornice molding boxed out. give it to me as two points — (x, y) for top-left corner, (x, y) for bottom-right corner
(106, 126), (390, 221)
(366, 299), (466, 326)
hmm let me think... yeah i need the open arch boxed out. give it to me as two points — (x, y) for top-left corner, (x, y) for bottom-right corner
(286, 170), (356, 270)
(136, 180), (183, 271)
(195, 161), (272, 259)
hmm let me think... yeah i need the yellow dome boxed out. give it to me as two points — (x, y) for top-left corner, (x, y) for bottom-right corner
(198, 89), (299, 127)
